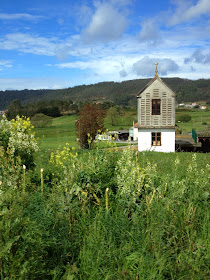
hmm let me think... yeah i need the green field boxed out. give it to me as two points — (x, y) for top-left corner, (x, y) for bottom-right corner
(34, 115), (78, 149)
(176, 110), (210, 134)
(33, 109), (209, 150)
(33, 111), (138, 150)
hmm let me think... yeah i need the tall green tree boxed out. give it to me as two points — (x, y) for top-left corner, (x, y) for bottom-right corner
(6, 99), (22, 120)
(106, 107), (119, 126)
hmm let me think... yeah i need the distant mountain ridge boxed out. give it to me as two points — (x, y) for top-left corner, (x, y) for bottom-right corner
(0, 77), (210, 110)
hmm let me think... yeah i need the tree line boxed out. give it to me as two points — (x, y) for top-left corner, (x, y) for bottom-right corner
(1, 78), (210, 110)
(5, 99), (79, 120)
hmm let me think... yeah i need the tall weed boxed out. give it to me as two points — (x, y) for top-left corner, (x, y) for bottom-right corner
(0, 145), (209, 279)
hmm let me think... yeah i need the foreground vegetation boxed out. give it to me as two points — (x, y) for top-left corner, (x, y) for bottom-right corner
(0, 115), (209, 279)
(1, 141), (210, 279)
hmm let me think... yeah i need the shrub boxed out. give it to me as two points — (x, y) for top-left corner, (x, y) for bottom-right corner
(0, 115), (39, 167)
(31, 113), (52, 128)
(37, 106), (61, 117)
(177, 114), (192, 122)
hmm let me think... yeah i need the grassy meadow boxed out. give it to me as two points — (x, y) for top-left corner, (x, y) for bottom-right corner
(0, 109), (210, 279)
(33, 108), (210, 150)
(1, 144), (209, 279)
(34, 115), (78, 149)
(33, 110), (138, 150)
(176, 110), (210, 135)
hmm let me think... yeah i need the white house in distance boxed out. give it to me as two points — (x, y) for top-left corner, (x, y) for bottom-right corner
(129, 122), (138, 141)
(137, 63), (176, 152)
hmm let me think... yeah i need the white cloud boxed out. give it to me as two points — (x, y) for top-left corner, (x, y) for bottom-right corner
(55, 46), (72, 60)
(82, 2), (127, 42)
(0, 13), (43, 21)
(0, 32), (95, 59)
(0, 60), (13, 71)
(76, 4), (93, 27)
(185, 49), (210, 64)
(0, 60), (12, 67)
(163, 24), (210, 44)
(0, 33), (58, 56)
(138, 19), (161, 44)
(55, 58), (122, 75)
(0, 77), (71, 91)
(132, 57), (179, 77)
(168, 0), (210, 25)
(134, 0), (210, 49)
(119, 69), (127, 77)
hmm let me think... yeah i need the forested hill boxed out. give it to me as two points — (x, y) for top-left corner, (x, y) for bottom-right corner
(1, 77), (210, 110)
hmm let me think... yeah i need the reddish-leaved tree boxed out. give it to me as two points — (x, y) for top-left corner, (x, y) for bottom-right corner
(76, 103), (106, 148)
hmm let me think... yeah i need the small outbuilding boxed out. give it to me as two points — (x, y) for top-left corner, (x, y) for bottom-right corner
(129, 122), (138, 141)
(137, 63), (176, 152)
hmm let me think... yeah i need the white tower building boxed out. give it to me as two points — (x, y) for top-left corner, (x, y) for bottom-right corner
(137, 63), (176, 152)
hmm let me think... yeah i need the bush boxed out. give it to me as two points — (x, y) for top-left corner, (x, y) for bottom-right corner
(177, 114), (192, 122)
(31, 113), (52, 128)
(37, 106), (61, 117)
(0, 115), (39, 167)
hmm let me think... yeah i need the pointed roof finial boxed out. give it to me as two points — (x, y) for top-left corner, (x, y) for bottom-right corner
(155, 62), (159, 77)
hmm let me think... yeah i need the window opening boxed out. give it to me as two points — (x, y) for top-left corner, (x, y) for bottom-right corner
(151, 132), (161, 146)
(152, 99), (161, 115)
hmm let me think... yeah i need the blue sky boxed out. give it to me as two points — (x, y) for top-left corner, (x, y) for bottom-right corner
(0, 0), (210, 90)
